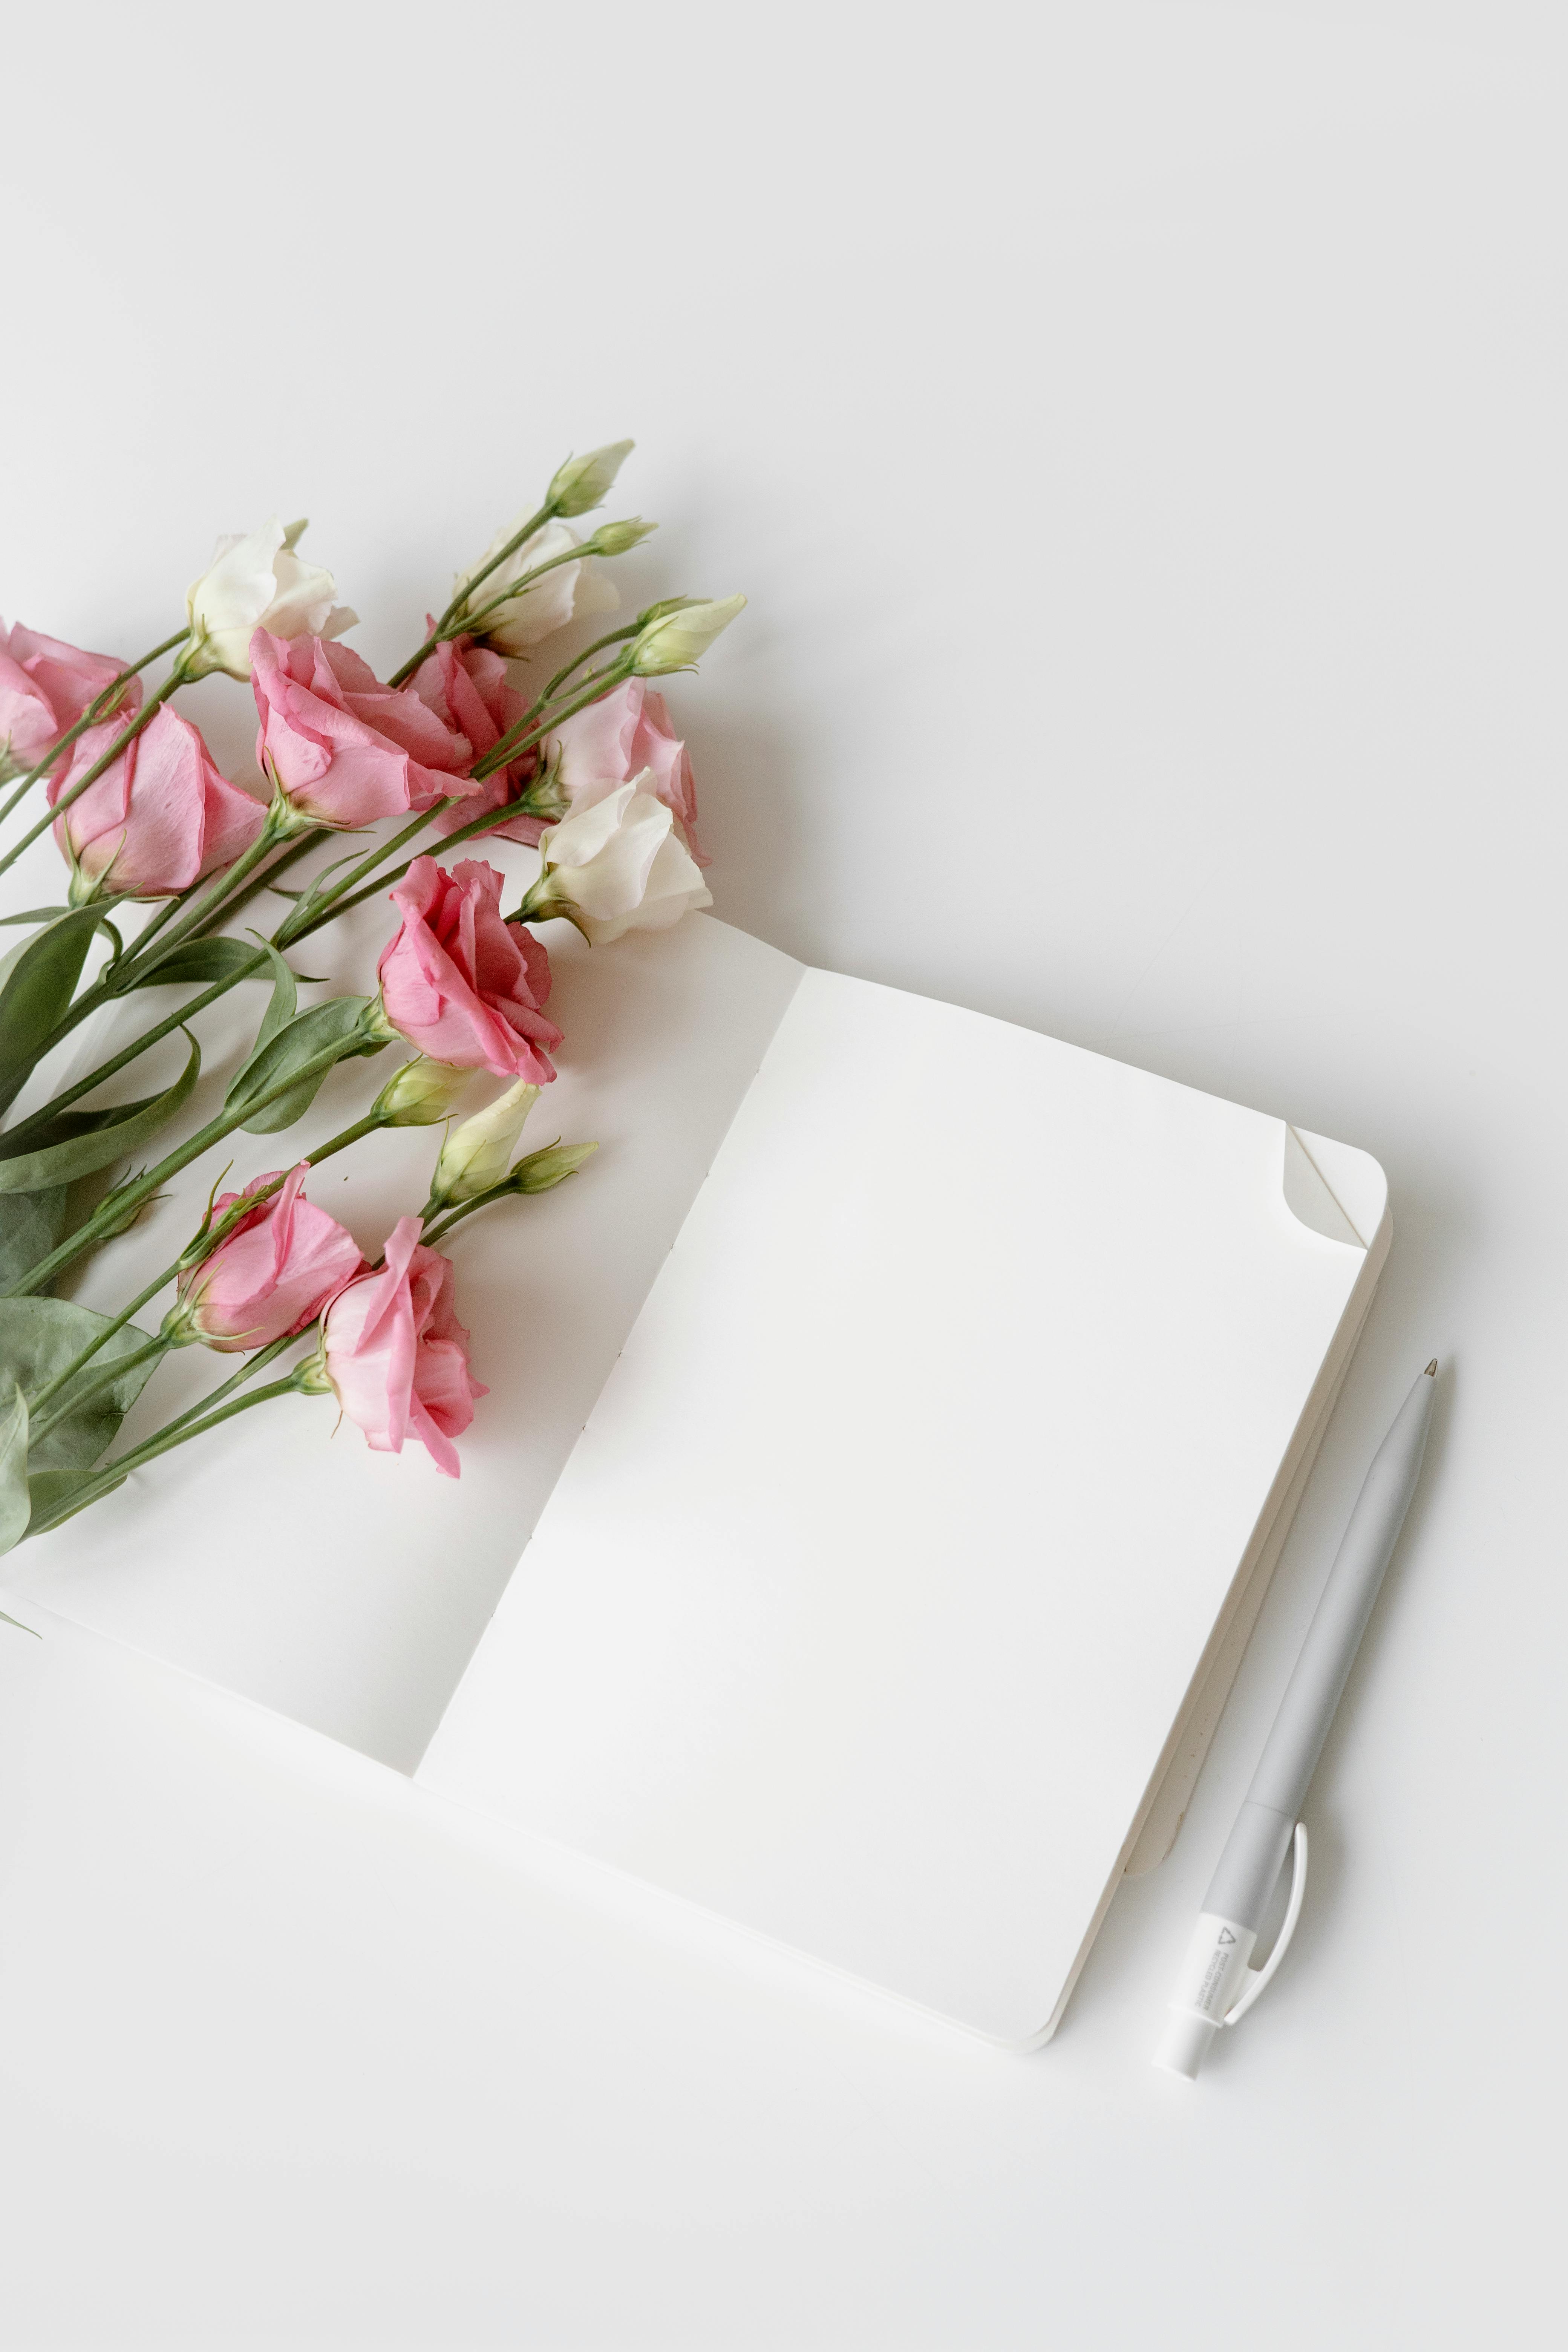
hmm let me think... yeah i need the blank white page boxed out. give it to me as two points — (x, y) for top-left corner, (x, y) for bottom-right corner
(418, 968), (1380, 2044)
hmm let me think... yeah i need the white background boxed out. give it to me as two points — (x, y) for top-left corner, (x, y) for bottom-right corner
(2, 3), (1564, 2344)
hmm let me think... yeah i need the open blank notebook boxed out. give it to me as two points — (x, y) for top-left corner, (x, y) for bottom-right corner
(11, 910), (1389, 2047)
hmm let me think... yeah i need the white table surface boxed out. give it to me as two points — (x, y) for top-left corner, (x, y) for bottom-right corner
(2, 5), (1563, 2344)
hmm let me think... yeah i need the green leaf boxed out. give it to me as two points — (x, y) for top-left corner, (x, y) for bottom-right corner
(0, 1297), (160, 1475)
(125, 937), (268, 989)
(0, 1031), (201, 1193)
(0, 906), (71, 928)
(26, 1464), (124, 1536)
(226, 940), (298, 1099)
(0, 1187), (67, 1290)
(0, 904), (109, 1115)
(227, 995), (373, 1135)
(0, 1375), (30, 1555)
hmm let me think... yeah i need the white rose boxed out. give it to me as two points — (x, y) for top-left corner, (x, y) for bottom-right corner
(530, 773), (711, 945)
(454, 517), (619, 655)
(185, 517), (356, 681)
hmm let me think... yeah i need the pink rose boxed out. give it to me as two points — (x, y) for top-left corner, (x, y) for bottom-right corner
(552, 681), (704, 861)
(173, 1164), (365, 1354)
(446, 678), (706, 861)
(0, 622), (140, 776)
(320, 1216), (486, 1476)
(409, 628), (527, 772)
(49, 704), (266, 901)
(416, 629), (538, 844)
(377, 855), (562, 1083)
(251, 629), (474, 828)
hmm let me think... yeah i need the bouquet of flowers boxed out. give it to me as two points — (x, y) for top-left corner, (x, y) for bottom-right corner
(0, 440), (743, 1562)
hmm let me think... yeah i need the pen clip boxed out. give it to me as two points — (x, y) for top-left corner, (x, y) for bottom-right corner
(1224, 1822), (1308, 2027)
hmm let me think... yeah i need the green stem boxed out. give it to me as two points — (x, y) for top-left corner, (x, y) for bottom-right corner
(147, 1332), (297, 1441)
(117, 891), (187, 963)
(538, 623), (642, 708)
(418, 1186), (511, 1248)
(0, 628), (190, 831)
(470, 657), (634, 782)
(279, 667), (637, 943)
(25, 1374), (308, 1537)
(110, 812), (294, 988)
(385, 500), (555, 687)
(23, 1267), (179, 1417)
(437, 538), (594, 644)
(0, 657), (194, 884)
(7, 1022), (387, 1300)
(184, 828), (327, 937)
(285, 804), (444, 926)
(18, 1101), (389, 1395)
(0, 960), (268, 1151)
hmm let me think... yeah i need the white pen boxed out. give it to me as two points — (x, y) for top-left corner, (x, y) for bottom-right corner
(1154, 1360), (1439, 2079)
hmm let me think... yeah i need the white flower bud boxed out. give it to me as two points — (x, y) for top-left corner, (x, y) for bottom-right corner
(432, 1079), (542, 1204)
(185, 517), (357, 681)
(547, 439), (635, 518)
(629, 594), (746, 676)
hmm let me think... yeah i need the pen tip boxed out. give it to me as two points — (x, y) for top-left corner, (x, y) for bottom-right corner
(1424, 1359), (1438, 1377)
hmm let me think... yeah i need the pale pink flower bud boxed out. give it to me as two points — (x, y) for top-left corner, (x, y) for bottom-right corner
(315, 1216), (486, 1478)
(172, 1165), (364, 1354)
(50, 705), (266, 903)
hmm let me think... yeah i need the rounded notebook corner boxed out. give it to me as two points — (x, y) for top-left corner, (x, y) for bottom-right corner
(1280, 1125), (1388, 1251)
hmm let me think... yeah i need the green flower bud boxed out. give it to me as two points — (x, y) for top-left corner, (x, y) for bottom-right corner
(511, 1140), (599, 1193)
(547, 439), (635, 518)
(372, 1056), (475, 1128)
(586, 516), (658, 558)
(630, 594), (747, 676)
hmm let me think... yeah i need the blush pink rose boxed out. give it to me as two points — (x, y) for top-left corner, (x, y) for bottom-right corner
(410, 628), (526, 770)
(445, 678), (706, 860)
(173, 1164), (365, 1353)
(418, 630), (540, 845)
(49, 704), (266, 900)
(377, 855), (561, 1082)
(320, 1215), (486, 1477)
(0, 621), (141, 775)
(251, 629), (474, 827)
